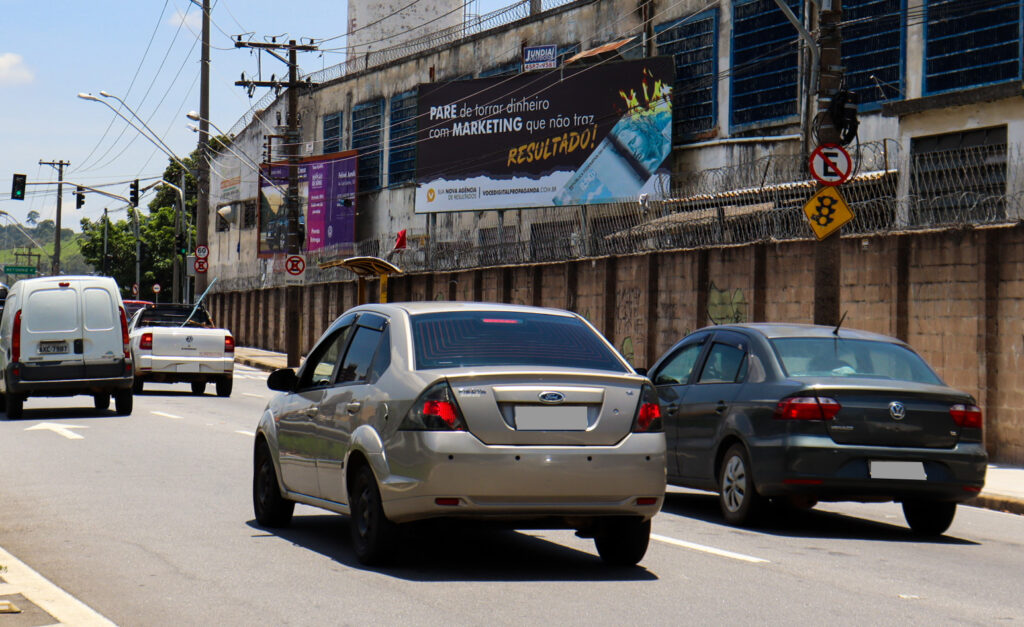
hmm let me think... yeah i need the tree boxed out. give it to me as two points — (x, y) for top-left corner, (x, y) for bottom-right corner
(26, 211), (39, 226)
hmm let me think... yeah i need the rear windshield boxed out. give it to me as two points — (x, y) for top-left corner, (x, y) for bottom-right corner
(411, 311), (628, 372)
(771, 337), (943, 385)
(137, 307), (214, 328)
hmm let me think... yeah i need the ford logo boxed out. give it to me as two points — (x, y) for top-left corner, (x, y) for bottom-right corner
(538, 391), (565, 404)
(889, 401), (906, 421)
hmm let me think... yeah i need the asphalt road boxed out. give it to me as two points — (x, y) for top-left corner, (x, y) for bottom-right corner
(0, 366), (1022, 625)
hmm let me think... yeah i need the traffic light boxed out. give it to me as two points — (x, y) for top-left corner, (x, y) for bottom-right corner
(10, 174), (26, 200)
(129, 179), (139, 207)
(75, 186), (85, 209)
(176, 233), (187, 256)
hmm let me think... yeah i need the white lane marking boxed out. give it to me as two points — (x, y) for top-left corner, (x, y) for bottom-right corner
(236, 430), (256, 437)
(242, 393), (266, 399)
(651, 533), (770, 564)
(0, 545), (116, 625)
(151, 411), (183, 420)
(25, 422), (87, 440)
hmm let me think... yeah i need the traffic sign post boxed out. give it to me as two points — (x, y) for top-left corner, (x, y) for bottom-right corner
(153, 283), (161, 294)
(195, 245), (209, 259)
(284, 254), (306, 285)
(132, 283), (139, 296)
(803, 187), (854, 240)
(194, 258), (209, 274)
(3, 265), (37, 275)
(809, 143), (852, 187)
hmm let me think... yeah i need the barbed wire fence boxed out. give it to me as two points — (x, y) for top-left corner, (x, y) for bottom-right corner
(212, 138), (1022, 293)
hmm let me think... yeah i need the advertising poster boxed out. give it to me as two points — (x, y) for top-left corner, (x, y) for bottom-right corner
(259, 151), (357, 256)
(415, 57), (674, 213)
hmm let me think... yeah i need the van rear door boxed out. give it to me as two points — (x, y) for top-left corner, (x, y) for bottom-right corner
(22, 282), (86, 377)
(82, 284), (126, 377)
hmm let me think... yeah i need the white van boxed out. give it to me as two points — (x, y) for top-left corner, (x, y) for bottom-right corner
(0, 276), (134, 418)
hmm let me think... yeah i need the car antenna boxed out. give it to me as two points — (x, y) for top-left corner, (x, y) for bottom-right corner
(832, 311), (848, 336)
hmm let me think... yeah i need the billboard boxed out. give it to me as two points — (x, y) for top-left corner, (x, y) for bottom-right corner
(415, 57), (674, 213)
(259, 151), (357, 256)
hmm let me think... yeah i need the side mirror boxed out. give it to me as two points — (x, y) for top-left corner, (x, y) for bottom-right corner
(634, 367), (648, 376)
(267, 368), (298, 392)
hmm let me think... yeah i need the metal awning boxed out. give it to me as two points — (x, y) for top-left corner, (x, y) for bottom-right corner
(564, 37), (635, 65)
(319, 256), (402, 304)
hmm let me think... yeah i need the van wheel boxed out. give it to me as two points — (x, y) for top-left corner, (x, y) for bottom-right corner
(132, 378), (144, 394)
(94, 394), (110, 411)
(0, 393), (6, 412)
(6, 394), (23, 419)
(114, 390), (133, 415)
(191, 381), (206, 395)
(216, 377), (233, 397)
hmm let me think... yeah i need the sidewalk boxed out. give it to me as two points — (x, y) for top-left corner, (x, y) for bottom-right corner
(233, 346), (1024, 517)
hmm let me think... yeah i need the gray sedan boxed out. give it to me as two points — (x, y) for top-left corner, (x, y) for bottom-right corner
(253, 302), (666, 566)
(648, 323), (987, 535)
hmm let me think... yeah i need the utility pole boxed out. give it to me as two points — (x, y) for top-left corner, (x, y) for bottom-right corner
(102, 209), (110, 275)
(39, 159), (70, 275)
(813, 0), (844, 326)
(234, 37), (318, 366)
(195, 0), (211, 300)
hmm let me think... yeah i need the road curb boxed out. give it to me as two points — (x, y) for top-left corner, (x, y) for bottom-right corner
(235, 358), (280, 372)
(965, 494), (1024, 516)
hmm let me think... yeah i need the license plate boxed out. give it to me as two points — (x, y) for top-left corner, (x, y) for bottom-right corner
(177, 363), (201, 373)
(515, 406), (588, 431)
(38, 341), (69, 354)
(870, 461), (926, 480)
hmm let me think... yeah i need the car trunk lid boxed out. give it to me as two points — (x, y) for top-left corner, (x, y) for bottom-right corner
(150, 327), (226, 358)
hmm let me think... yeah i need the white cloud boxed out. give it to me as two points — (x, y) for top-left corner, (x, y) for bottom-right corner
(168, 9), (203, 33)
(0, 53), (33, 85)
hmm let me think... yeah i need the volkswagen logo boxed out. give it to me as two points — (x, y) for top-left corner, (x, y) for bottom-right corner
(185, 336), (194, 344)
(889, 401), (906, 421)
(538, 391), (565, 404)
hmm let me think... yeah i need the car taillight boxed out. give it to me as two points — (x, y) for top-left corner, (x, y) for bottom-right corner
(400, 381), (468, 431)
(140, 332), (153, 351)
(631, 384), (663, 433)
(224, 336), (235, 353)
(774, 396), (841, 420)
(11, 309), (21, 363)
(950, 404), (982, 429)
(119, 307), (130, 357)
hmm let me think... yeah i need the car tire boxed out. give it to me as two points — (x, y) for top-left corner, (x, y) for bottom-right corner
(350, 464), (397, 565)
(132, 378), (143, 394)
(114, 390), (133, 415)
(0, 393), (6, 412)
(6, 394), (23, 419)
(94, 394), (110, 411)
(216, 377), (233, 397)
(719, 443), (764, 526)
(253, 442), (294, 528)
(191, 381), (206, 395)
(594, 518), (651, 567)
(902, 500), (956, 536)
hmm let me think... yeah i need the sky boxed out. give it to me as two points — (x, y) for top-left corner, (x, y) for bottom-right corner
(0, 0), (502, 233)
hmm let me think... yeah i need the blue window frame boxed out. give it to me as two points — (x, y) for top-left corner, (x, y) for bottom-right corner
(323, 111), (343, 154)
(730, 0), (801, 129)
(924, 0), (1022, 95)
(352, 98), (384, 192)
(388, 90), (417, 185)
(842, 0), (904, 107)
(656, 9), (718, 143)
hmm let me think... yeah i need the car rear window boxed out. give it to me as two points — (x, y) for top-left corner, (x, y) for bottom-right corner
(411, 311), (628, 372)
(83, 287), (115, 331)
(26, 289), (78, 333)
(771, 338), (943, 385)
(138, 307), (214, 328)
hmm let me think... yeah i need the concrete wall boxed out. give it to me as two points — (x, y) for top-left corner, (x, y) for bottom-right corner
(210, 224), (1024, 465)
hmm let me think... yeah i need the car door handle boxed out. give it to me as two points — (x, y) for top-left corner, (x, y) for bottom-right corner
(715, 402), (728, 414)
(346, 401), (361, 414)
(664, 403), (679, 415)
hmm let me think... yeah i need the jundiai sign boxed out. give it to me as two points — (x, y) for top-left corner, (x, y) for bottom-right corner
(415, 57), (674, 213)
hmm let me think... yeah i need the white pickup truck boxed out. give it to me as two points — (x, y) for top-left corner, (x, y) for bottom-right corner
(128, 303), (235, 397)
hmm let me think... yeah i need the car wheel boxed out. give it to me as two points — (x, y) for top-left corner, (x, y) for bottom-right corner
(216, 377), (233, 397)
(6, 394), (23, 419)
(719, 443), (764, 526)
(191, 381), (206, 395)
(253, 442), (294, 527)
(349, 464), (397, 565)
(0, 393), (6, 412)
(114, 389), (133, 415)
(902, 500), (956, 536)
(593, 518), (651, 567)
(94, 394), (110, 411)
(132, 378), (143, 394)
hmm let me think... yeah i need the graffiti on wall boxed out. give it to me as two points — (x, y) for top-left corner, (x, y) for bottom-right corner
(707, 282), (748, 325)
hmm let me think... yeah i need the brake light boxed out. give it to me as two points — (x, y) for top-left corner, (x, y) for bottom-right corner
(11, 310), (21, 363)
(140, 332), (153, 351)
(119, 307), (130, 357)
(950, 404), (983, 429)
(774, 396), (841, 420)
(224, 335), (235, 353)
(400, 381), (468, 431)
(631, 384), (663, 432)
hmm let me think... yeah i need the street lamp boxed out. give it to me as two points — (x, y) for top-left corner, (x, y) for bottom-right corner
(185, 112), (287, 195)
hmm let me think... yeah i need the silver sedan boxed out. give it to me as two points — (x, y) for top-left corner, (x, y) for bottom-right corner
(253, 302), (666, 566)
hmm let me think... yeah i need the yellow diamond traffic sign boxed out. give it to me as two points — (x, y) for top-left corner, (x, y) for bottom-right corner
(803, 186), (854, 240)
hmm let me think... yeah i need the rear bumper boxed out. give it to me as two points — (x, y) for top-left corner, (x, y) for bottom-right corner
(751, 435), (988, 503)
(135, 354), (233, 382)
(6, 362), (133, 396)
(376, 431), (667, 524)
